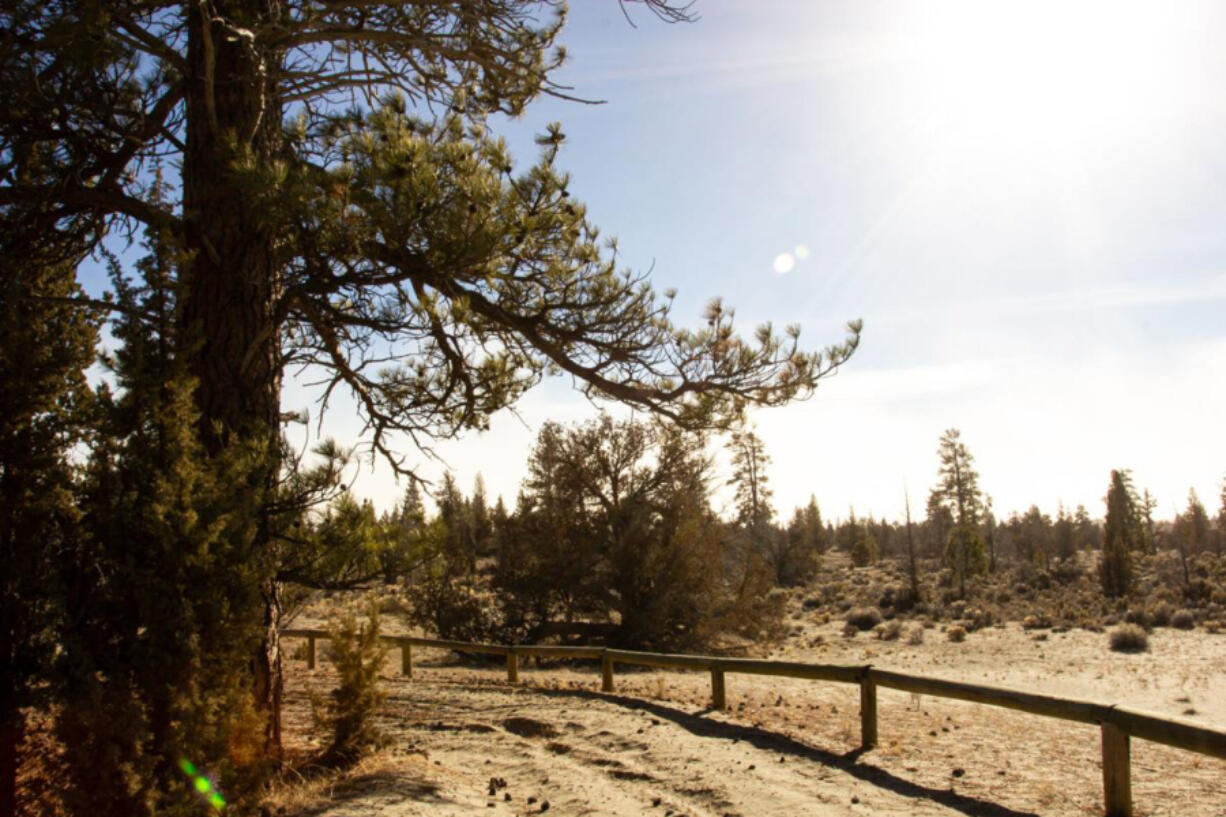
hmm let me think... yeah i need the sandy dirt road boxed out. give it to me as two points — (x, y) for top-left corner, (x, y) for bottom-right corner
(278, 635), (1226, 817)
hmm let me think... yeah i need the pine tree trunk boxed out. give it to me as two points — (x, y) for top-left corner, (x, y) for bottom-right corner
(183, 0), (285, 759)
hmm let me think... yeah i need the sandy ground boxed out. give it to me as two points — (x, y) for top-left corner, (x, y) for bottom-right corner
(274, 620), (1226, 817)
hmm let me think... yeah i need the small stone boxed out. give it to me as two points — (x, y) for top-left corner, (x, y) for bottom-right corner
(747, 764), (755, 771)
(540, 801), (550, 813)
(952, 768), (965, 778)
(652, 797), (662, 806)
(851, 796), (860, 804)
(527, 797), (537, 805)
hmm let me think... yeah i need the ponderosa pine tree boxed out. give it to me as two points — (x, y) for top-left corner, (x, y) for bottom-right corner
(930, 429), (986, 597)
(1100, 469), (1142, 598)
(2, 1), (861, 805)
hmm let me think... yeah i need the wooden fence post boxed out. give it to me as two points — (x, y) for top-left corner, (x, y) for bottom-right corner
(307, 635), (316, 670)
(401, 641), (412, 678)
(601, 651), (615, 693)
(1102, 721), (1132, 817)
(710, 665), (726, 711)
(507, 649), (519, 683)
(860, 670), (878, 750)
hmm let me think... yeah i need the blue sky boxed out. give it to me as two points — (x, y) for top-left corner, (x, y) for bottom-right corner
(102, 1), (1226, 522)
(314, 0), (1224, 522)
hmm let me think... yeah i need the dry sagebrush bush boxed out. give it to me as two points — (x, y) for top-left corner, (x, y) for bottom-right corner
(947, 625), (967, 643)
(907, 625), (925, 645)
(845, 606), (883, 631)
(1171, 609), (1196, 630)
(1109, 623), (1149, 653)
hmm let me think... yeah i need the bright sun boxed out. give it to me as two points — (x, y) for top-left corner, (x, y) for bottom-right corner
(910, 1), (1189, 160)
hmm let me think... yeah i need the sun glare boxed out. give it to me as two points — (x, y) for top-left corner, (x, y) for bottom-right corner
(911, 1), (1189, 158)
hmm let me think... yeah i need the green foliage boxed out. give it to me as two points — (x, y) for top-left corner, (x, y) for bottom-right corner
(3, 2), (859, 809)
(771, 496), (824, 585)
(464, 415), (778, 651)
(314, 606), (388, 764)
(1100, 470), (1142, 598)
(849, 520), (879, 567)
(0, 260), (98, 813)
(945, 525), (988, 597)
(55, 223), (272, 816)
(931, 429), (984, 529)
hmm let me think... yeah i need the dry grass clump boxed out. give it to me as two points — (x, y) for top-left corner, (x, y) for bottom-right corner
(906, 625), (925, 645)
(1171, 609), (1196, 630)
(946, 625), (967, 643)
(1109, 623), (1149, 653)
(845, 606), (883, 631)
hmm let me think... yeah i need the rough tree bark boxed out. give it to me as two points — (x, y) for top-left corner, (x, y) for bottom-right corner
(182, 0), (285, 757)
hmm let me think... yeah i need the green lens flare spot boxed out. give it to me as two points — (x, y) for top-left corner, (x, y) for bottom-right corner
(194, 776), (212, 794)
(178, 758), (197, 776)
(208, 792), (226, 810)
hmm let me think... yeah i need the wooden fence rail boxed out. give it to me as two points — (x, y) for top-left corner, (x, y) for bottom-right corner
(280, 628), (1226, 817)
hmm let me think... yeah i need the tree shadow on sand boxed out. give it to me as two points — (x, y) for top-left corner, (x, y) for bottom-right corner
(520, 685), (1040, 817)
(287, 768), (449, 817)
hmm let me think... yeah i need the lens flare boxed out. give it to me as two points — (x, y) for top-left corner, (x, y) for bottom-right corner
(794, 244), (810, 260)
(179, 757), (226, 811)
(773, 252), (795, 274)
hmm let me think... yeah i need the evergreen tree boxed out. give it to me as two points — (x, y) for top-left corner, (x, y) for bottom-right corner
(1142, 489), (1158, 554)
(3, 1), (861, 801)
(924, 492), (953, 559)
(982, 494), (998, 573)
(847, 510), (878, 567)
(1100, 470), (1142, 598)
(930, 429), (986, 597)
(1054, 503), (1077, 562)
(1181, 489), (1211, 556)
(60, 227), (273, 814)
(0, 262), (97, 816)
(727, 426), (774, 532)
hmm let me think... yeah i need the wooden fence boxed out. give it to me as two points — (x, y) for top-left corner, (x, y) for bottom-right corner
(281, 628), (1226, 817)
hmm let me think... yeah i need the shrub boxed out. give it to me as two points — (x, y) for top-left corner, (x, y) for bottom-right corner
(877, 620), (903, 641)
(841, 622), (859, 639)
(947, 625), (967, 643)
(845, 606), (883, 631)
(1123, 609), (1150, 628)
(1171, 609), (1196, 630)
(314, 606), (388, 764)
(907, 625), (925, 645)
(1149, 602), (1174, 627)
(1109, 624), (1149, 653)
(408, 572), (501, 643)
(1022, 614), (1051, 630)
(1205, 620), (1221, 634)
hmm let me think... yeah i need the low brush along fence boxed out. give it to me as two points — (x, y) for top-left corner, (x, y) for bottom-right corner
(281, 628), (1226, 817)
